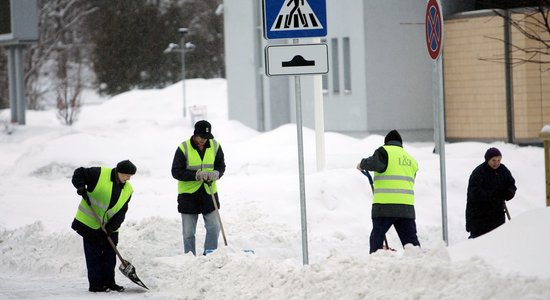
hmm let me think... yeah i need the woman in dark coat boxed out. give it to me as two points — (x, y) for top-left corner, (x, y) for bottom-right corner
(466, 147), (517, 238)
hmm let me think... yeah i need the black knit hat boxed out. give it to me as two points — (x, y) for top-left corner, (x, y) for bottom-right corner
(116, 160), (137, 175)
(384, 130), (402, 144)
(194, 120), (214, 139)
(484, 147), (502, 161)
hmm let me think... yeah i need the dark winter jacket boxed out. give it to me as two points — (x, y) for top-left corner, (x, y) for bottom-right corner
(171, 136), (226, 214)
(466, 162), (516, 237)
(71, 167), (130, 243)
(359, 140), (416, 219)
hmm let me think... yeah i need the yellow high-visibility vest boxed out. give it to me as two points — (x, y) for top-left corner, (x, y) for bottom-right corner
(373, 145), (418, 205)
(75, 167), (133, 229)
(177, 139), (219, 194)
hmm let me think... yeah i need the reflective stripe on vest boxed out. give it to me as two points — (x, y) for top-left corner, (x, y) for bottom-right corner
(75, 167), (133, 230)
(177, 139), (219, 195)
(373, 145), (418, 205)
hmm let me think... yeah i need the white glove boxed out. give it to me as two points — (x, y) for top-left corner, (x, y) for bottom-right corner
(206, 170), (219, 181)
(195, 170), (207, 181)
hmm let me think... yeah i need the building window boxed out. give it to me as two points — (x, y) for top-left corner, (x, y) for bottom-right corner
(256, 27), (263, 68)
(321, 38), (329, 93)
(343, 37), (352, 93)
(322, 72), (329, 94)
(331, 38), (340, 94)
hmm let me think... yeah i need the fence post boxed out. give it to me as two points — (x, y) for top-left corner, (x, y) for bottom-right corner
(540, 127), (550, 207)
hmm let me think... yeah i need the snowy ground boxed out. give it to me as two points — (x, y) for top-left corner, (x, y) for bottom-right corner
(1, 79), (549, 299)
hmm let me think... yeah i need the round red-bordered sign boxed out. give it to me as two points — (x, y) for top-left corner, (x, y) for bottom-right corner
(425, 0), (443, 60)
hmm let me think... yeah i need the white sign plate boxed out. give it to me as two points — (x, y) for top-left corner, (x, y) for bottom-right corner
(265, 43), (328, 76)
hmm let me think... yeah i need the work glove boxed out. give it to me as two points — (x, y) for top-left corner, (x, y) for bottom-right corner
(504, 188), (516, 201)
(205, 170), (219, 182)
(195, 170), (208, 181)
(77, 186), (91, 206)
(104, 223), (115, 236)
(492, 189), (503, 201)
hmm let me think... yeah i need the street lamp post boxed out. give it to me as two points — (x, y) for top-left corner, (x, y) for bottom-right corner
(164, 28), (195, 118)
(178, 28), (189, 118)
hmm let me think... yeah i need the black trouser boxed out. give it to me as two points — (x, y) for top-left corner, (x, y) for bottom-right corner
(83, 233), (118, 289)
(370, 217), (420, 253)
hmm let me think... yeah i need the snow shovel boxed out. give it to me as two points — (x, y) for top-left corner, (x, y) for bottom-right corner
(204, 181), (255, 254)
(85, 195), (149, 290)
(358, 168), (395, 251)
(504, 201), (511, 221)
(205, 182), (228, 246)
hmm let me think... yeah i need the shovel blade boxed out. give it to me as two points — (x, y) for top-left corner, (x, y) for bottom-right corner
(119, 260), (149, 290)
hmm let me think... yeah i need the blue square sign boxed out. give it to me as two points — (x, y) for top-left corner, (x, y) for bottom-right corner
(263, 0), (327, 40)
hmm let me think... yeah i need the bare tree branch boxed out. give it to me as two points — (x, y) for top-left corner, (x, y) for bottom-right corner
(481, 3), (550, 70)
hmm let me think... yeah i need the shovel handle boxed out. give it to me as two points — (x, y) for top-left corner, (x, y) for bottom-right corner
(83, 197), (148, 290)
(504, 201), (511, 220)
(358, 169), (374, 192)
(206, 182), (228, 246)
(85, 197), (127, 264)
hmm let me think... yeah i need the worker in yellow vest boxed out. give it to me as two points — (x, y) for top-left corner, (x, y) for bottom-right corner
(71, 160), (137, 292)
(358, 130), (421, 253)
(171, 120), (226, 255)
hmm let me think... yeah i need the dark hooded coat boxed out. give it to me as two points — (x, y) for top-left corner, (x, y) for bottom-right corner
(466, 161), (516, 237)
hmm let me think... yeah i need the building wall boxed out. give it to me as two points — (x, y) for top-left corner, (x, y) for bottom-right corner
(224, 0), (263, 130)
(363, 0), (433, 140)
(318, 1), (368, 134)
(444, 10), (550, 143)
(444, 13), (508, 140)
(511, 13), (550, 142)
(317, 0), (435, 140)
(224, 0), (481, 141)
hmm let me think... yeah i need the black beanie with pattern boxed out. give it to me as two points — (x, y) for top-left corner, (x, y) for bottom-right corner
(484, 147), (502, 161)
(384, 130), (402, 144)
(116, 160), (137, 175)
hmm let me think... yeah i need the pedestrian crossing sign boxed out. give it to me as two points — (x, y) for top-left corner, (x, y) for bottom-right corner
(263, 0), (327, 39)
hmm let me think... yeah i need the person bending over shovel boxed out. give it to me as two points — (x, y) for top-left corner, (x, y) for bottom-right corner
(71, 160), (137, 292)
(171, 120), (226, 256)
(357, 130), (421, 254)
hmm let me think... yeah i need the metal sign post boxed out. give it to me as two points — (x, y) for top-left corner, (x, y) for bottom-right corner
(426, 0), (448, 245)
(263, 0), (328, 265)
(293, 39), (309, 265)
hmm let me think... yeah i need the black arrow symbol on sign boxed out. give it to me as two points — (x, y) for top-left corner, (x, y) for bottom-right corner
(282, 55), (315, 67)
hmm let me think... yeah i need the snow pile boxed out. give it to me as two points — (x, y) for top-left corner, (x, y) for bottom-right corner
(1, 79), (549, 299)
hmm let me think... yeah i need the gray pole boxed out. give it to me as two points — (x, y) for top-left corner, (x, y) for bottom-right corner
(438, 57), (448, 245)
(434, 57), (448, 245)
(503, 10), (514, 143)
(293, 39), (309, 265)
(7, 46), (17, 123)
(432, 68), (439, 154)
(180, 37), (187, 118)
(14, 46), (26, 125)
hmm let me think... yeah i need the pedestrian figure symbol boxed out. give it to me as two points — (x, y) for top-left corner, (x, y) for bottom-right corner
(271, 0), (323, 31)
(263, 0), (327, 39)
